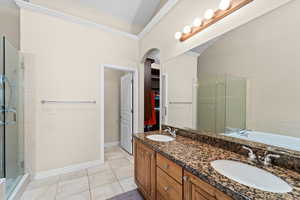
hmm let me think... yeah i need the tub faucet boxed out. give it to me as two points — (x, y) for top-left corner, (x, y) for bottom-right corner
(238, 129), (251, 137)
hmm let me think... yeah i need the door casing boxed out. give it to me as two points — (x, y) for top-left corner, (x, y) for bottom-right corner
(99, 64), (138, 161)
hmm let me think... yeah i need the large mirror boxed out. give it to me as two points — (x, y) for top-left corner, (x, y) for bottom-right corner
(161, 12), (300, 153)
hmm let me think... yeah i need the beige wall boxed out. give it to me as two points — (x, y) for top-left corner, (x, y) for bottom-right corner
(104, 69), (126, 144)
(0, 0), (20, 49)
(20, 9), (138, 173)
(198, 0), (300, 138)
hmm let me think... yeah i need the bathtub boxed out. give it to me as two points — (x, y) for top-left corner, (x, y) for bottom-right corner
(224, 131), (300, 152)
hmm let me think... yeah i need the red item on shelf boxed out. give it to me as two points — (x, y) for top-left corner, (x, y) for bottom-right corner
(144, 91), (156, 126)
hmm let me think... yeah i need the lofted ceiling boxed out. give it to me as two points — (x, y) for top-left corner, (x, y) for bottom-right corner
(29, 0), (168, 34)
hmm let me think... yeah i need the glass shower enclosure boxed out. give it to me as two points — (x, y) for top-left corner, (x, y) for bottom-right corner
(1, 36), (25, 199)
(196, 74), (246, 134)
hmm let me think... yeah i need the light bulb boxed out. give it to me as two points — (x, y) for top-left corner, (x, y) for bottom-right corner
(183, 26), (192, 34)
(174, 32), (182, 40)
(193, 18), (203, 27)
(204, 9), (215, 20)
(219, 0), (231, 11)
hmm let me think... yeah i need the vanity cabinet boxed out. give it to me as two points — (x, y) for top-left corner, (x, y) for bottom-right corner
(134, 141), (156, 200)
(183, 171), (232, 200)
(134, 139), (233, 200)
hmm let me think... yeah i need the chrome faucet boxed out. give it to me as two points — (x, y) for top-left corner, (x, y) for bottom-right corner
(243, 146), (280, 166)
(242, 146), (257, 162)
(261, 154), (280, 166)
(164, 127), (178, 138)
(238, 129), (251, 136)
(164, 127), (171, 133)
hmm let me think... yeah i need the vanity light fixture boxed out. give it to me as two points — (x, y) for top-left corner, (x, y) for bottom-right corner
(183, 26), (192, 34)
(219, 0), (231, 11)
(176, 0), (254, 42)
(204, 9), (215, 20)
(193, 18), (203, 27)
(174, 32), (182, 40)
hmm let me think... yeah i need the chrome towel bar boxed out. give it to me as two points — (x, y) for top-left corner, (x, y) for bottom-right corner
(41, 100), (96, 104)
(169, 102), (192, 104)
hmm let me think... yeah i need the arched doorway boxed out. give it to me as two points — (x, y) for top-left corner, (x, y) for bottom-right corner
(142, 48), (161, 132)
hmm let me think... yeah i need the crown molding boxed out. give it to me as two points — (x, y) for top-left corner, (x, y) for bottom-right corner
(15, 0), (179, 41)
(14, 0), (139, 40)
(138, 0), (179, 39)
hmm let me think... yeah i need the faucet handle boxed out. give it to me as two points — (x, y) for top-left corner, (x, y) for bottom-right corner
(242, 146), (257, 162)
(264, 154), (280, 166)
(243, 146), (254, 154)
(164, 127), (171, 132)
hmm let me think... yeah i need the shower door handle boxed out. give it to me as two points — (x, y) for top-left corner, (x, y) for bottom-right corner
(0, 108), (17, 126)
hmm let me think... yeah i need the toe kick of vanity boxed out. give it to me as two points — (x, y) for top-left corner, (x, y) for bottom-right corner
(134, 139), (233, 200)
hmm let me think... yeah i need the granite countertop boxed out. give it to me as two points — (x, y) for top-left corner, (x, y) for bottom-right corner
(134, 131), (300, 200)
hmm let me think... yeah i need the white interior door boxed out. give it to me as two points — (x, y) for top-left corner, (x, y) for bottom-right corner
(120, 73), (133, 154)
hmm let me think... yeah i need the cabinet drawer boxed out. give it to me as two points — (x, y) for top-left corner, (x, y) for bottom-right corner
(184, 170), (233, 200)
(157, 153), (183, 184)
(157, 167), (182, 200)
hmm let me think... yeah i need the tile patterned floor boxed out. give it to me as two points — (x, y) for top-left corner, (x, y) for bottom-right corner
(21, 146), (137, 200)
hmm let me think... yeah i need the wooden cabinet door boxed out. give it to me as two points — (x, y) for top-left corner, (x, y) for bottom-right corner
(134, 140), (156, 200)
(183, 171), (232, 200)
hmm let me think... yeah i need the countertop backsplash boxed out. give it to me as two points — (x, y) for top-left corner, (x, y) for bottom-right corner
(161, 125), (300, 173)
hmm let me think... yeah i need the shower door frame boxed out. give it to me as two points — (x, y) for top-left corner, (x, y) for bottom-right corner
(1, 36), (30, 200)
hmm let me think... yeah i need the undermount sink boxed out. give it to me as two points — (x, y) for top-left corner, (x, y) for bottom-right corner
(211, 160), (292, 193)
(146, 134), (175, 142)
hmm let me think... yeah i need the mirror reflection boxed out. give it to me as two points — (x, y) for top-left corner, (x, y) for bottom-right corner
(162, 24), (300, 152)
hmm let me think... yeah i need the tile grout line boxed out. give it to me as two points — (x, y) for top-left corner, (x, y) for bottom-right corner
(55, 169), (92, 199)
(106, 150), (127, 194)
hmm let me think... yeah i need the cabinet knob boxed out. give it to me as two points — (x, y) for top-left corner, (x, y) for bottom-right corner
(183, 176), (188, 182)
(164, 186), (170, 191)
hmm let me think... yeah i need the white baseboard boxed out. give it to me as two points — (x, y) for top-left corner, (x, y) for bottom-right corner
(104, 141), (119, 148)
(34, 160), (103, 180)
(8, 174), (30, 200)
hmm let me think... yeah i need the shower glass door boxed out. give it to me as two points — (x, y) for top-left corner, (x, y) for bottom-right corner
(1, 36), (25, 198)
